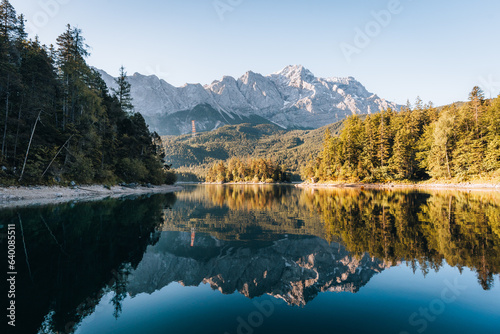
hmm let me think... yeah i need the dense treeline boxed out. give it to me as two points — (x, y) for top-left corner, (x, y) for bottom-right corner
(205, 158), (291, 183)
(302, 91), (500, 182)
(0, 1), (175, 185)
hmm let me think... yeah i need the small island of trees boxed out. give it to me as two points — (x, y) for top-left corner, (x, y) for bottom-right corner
(206, 158), (290, 183)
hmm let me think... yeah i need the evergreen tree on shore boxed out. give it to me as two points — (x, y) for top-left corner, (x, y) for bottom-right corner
(206, 158), (290, 183)
(0, 0), (175, 185)
(303, 93), (500, 183)
(113, 65), (133, 114)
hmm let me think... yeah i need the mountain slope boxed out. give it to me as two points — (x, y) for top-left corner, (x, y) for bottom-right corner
(98, 65), (401, 135)
(162, 120), (347, 181)
(146, 104), (275, 136)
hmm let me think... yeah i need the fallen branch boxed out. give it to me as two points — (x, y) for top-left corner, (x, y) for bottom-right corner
(41, 135), (74, 178)
(19, 110), (42, 182)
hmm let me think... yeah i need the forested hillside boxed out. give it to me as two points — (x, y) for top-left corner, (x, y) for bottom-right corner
(303, 92), (500, 183)
(162, 121), (345, 181)
(0, 1), (174, 185)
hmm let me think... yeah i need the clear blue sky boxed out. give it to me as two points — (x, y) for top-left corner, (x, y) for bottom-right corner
(10, 0), (500, 106)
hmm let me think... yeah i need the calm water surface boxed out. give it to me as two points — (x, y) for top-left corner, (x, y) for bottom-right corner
(2, 185), (499, 334)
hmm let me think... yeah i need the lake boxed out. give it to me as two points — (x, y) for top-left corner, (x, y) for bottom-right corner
(2, 185), (500, 334)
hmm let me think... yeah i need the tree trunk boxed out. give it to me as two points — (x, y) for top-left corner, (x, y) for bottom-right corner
(2, 76), (10, 159)
(13, 99), (22, 167)
(42, 135), (74, 178)
(62, 98), (66, 131)
(380, 113), (384, 167)
(445, 144), (452, 179)
(19, 110), (42, 182)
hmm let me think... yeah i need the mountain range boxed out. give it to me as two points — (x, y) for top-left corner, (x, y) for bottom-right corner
(98, 65), (401, 135)
(127, 232), (390, 306)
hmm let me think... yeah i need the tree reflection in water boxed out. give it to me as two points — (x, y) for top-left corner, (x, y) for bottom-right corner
(3, 186), (499, 333)
(169, 185), (500, 290)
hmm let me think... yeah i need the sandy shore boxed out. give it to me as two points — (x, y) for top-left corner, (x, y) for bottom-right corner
(296, 182), (500, 191)
(0, 184), (183, 209)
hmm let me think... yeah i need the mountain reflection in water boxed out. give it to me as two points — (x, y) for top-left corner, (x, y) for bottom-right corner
(2, 185), (499, 334)
(127, 232), (390, 306)
(164, 185), (500, 291)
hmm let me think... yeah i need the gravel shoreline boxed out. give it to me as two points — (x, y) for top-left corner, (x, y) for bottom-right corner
(0, 184), (183, 208)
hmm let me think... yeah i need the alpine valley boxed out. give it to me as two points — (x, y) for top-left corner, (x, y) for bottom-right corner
(98, 65), (401, 135)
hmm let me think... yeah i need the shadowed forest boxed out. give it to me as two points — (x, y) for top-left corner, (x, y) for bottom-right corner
(0, 1), (175, 185)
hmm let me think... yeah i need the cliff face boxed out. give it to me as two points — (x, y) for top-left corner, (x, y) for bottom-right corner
(127, 232), (390, 306)
(98, 65), (401, 135)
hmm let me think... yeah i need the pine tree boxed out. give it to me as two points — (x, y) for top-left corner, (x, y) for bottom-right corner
(483, 96), (500, 171)
(56, 24), (91, 128)
(0, 0), (17, 39)
(469, 86), (485, 135)
(378, 110), (392, 168)
(428, 107), (456, 178)
(0, 2), (172, 185)
(320, 128), (334, 180)
(391, 116), (412, 179)
(0, 0), (20, 161)
(304, 91), (499, 183)
(113, 65), (133, 114)
(16, 13), (26, 42)
(362, 115), (379, 177)
(340, 115), (363, 179)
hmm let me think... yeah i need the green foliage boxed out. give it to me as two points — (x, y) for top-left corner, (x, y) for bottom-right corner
(164, 169), (177, 185)
(305, 94), (500, 183)
(163, 121), (345, 181)
(205, 158), (291, 183)
(113, 65), (133, 114)
(0, 1), (174, 185)
(148, 104), (277, 136)
(118, 158), (148, 182)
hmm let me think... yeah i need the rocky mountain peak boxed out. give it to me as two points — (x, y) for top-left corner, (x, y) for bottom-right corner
(96, 66), (402, 135)
(274, 64), (315, 82)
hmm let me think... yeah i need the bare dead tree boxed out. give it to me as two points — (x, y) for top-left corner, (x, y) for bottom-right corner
(19, 109), (42, 182)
